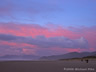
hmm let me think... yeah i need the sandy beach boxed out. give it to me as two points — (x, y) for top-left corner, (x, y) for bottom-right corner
(0, 60), (96, 72)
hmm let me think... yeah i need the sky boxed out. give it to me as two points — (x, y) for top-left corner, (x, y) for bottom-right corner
(0, 0), (96, 56)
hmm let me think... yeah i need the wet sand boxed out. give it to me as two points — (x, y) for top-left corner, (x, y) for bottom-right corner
(0, 60), (96, 72)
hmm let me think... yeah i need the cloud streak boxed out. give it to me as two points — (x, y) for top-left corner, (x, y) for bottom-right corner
(0, 23), (96, 56)
(0, 34), (88, 49)
(0, 22), (81, 38)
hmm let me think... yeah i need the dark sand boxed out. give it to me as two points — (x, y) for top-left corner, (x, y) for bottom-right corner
(0, 60), (96, 72)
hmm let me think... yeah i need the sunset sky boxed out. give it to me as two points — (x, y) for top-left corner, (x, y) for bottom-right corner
(0, 0), (96, 56)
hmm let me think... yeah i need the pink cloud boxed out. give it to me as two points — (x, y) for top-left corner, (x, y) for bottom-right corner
(0, 23), (81, 39)
(0, 23), (96, 55)
(22, 48), (36, 55)
(0, 40), (37, 55)
(0, 41), (37, 48)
